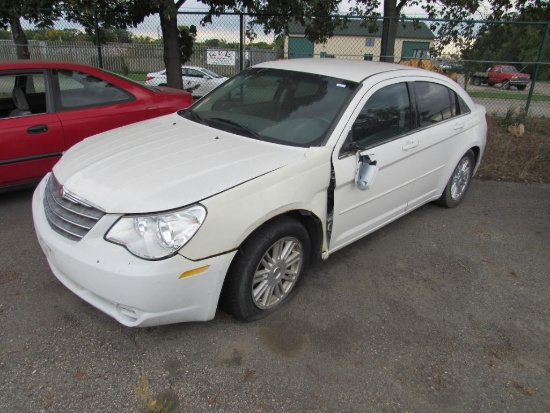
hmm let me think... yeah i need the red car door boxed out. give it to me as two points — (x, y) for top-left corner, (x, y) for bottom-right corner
(0, 114), (65, 187)
(0, 72), (65, 188)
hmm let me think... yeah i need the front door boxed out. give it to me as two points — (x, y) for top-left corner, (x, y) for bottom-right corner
(330, 80), (419, 252)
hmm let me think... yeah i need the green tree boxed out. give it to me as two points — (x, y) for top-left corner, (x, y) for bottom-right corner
(463, 4), (550, 79)
(0, 0), (61, 59)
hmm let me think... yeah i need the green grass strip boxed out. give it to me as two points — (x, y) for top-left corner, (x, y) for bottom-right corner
(468, 91), (550, 101)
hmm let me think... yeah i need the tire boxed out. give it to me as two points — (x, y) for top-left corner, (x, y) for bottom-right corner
(517, 85), (526, 91)
(222, 216), (310, 321)
(473, 77), (481, 86)
(436, 150), (475, 208)
(502, 80), (510, 90)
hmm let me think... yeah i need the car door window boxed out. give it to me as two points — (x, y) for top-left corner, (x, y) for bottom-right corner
(186, 69), (204, 78)
(0, 73), (48, 118)
(413, 82), (457, 127)
(414, 81), (470, 127)
(55, 70), (132, 109)
(351, 82), (411, 149)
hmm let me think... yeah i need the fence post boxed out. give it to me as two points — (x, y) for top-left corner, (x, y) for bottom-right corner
(94, 9), (103, 68)
(525, 21), (549, 115)
(239, 13), (245, 72)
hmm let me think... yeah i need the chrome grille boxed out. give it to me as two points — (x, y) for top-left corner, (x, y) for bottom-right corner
(43, 175), (105, 241)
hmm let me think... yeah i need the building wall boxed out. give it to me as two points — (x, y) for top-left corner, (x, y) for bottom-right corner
(285, 35), (434, 62)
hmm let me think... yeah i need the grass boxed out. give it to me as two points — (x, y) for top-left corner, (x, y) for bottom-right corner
(115, 72), (148, 82)
(476, 116), (550, 183)
(468, 91), (550, 101)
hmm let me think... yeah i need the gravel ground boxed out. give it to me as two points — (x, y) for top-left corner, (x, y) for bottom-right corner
(0, 180), (549, 413)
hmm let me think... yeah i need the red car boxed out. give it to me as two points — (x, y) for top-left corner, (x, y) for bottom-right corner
(0, 60), (193, 191)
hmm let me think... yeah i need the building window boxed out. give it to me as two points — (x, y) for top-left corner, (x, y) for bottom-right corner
(363, 54), (373, 61)
(365, 38), (375, 47)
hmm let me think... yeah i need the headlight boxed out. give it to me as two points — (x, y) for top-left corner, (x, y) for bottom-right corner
(105, 205), (207, 260)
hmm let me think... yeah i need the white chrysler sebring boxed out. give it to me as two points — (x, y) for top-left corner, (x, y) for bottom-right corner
(33, 59), (487, 327)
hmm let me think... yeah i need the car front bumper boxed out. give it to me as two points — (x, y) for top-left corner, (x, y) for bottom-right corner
(509, 79), (530, 85)
(32, 175), (236, 327)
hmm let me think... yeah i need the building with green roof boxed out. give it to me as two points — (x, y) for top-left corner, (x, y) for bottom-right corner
(285, 19), (436, 62)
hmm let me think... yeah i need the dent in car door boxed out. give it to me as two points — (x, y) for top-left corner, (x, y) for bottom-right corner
(329, 81), (417, 252)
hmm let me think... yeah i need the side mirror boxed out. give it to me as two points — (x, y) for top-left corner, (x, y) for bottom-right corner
(355, 153), (378, 190)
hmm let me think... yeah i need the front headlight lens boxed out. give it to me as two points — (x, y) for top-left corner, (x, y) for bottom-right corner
(106, 205), (207, 260)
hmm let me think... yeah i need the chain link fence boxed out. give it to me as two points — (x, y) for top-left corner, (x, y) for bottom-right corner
(1, 11), (548, 118)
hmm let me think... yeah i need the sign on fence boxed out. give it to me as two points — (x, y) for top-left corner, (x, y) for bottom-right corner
(207, 49), (236, 66)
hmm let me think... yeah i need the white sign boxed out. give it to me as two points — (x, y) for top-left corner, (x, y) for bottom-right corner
(207, 50), (236, 66)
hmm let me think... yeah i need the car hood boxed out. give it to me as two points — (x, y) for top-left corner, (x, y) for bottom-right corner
(53, 113), (307, 213)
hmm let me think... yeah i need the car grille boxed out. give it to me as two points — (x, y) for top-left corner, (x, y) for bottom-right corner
(43, 175), (105, 241)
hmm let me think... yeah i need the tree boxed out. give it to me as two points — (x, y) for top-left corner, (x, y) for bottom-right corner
(0, 0), (61, 59)
(350, 0), (546, 62)
(462, 3), (550, 79)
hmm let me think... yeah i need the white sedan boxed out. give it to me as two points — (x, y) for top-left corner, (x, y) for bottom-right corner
(145, 66), (228, 98)
(33, 59), (487, 327)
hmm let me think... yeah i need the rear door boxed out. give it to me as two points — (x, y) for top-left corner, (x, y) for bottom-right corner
(406, 80), (476, 209)
(0, 70), (64, 188)
(51, 68), (142, 149)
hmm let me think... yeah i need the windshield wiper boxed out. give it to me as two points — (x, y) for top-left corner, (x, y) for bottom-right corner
(208, 117), (262, 140)
(178, 108), (204, 124)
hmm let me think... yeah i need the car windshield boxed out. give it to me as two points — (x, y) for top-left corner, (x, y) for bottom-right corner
(502, 66), (518, 73)
(180, 68), (359, 147)
(201, 68), (224, 78)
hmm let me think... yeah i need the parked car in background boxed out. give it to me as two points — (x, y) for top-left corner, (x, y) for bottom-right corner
(0, 60), (193, 192)
(145, 66), (228, 98)
(33, 59), (487, 327)
(470, 64), (530, 90)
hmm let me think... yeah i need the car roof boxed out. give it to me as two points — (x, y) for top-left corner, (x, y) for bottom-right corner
(252, 58), (420, 83)
(0, 60), (107, 72)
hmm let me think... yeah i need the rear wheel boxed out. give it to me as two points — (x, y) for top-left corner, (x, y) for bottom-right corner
(222, 216), (310, 321)
(436, 150), (475, 208)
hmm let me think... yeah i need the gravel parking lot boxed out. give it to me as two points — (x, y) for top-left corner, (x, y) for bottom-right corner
(1, 180), (549, 413)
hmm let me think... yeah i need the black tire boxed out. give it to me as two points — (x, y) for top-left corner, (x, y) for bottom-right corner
(517, 85), (526, 91)
(436, 150), (475, 208)
(502, 80), (510, 90)
(473, 77), (481, 86)
(222, 216), (310, 322)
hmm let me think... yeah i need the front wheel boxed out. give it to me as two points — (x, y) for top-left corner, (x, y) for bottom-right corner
(436, 150), (475, 208)
(473, 77), (481, 86)
(502, 80), (510, 90)
(222, 216), (310, 321)
(517, 85), (526, 91)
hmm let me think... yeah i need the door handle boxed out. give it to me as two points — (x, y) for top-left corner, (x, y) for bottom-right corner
(402, 140), (418, 150)
(27, 125), (48, 134)
(453, 123), (465, 130)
